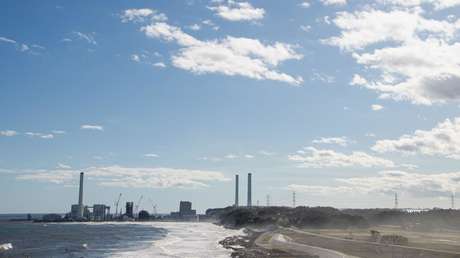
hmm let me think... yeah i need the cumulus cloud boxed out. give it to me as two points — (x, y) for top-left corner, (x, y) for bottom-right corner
(131, 54), (141, 62)
(0, 130), (18, 137)
(139, 22), (303, 85)
(288, 170), (460, 197)
(372, 117), (460, 159)
(153, 62), (166, 68)
(350, 74), (367, 85)
(324, 8), (460, 105)
(80, 124), (104, 131)
(288, 147), (395, 168)
(299, 1), (311, 8)
(120, 8), (167, 23)
(371, 104), (384, 111)
(209, 1), (265, 21)
(312, 136), (350, 146)
(15, 165), (229, 189)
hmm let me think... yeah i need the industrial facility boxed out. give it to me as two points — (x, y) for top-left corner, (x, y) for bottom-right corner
(234, 173), (252, 208)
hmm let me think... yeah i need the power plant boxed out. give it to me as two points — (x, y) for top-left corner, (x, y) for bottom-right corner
(233, 173), (253, 208)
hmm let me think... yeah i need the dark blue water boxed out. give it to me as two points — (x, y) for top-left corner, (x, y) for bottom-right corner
(0, 222), (167, 258)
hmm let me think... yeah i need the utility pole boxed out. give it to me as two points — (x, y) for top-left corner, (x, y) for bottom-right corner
(394, 192), (399, 209)
(266, 194), (270, 207)
(452, 193), (455, 209)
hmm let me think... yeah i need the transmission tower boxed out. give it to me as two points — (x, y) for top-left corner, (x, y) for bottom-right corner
(266, 194), (270, 207)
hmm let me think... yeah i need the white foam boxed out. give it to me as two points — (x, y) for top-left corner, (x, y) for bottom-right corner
(0, 243), (13, 252)
(110, 222), (245, 258)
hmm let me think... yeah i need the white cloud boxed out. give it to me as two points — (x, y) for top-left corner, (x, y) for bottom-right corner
(153, 62), (166, 68)
(299, 1), (311, 8)
(209, 1), (265, 22)
(0, 130), (18, 137)
(371, 104), (384, 111)
(311, 72), (335, 83)
(300, 25), (312, 32)
(52, 130), (66, 134)
(379, 0), (460, 10)
(188, 24), (201, 31)
(25, 132), (54, 139)
(312, 136), (350, 146)
(258, 150), (275, 156)
(80, 124), (104, 131)
(120, 8), (167, 23)
(288, 170), (460, 197)
(372, 117), (460, 159)
(324, 9), (457, 51)
(288, 147), (395, 168)
(131, 54), (141, 62)
(202, 19), (220, 30)
(244, 154), (255, 159)
(121, 8), (151, 22)
(325, 8), (460, 105)
(144, 153), (159, 158)
(350, 74), (367, 86)
(57, 163), (72, 169)
(20, 44), (29, 52)
(0, 36), (16, 44)
(140, 22), (303, 85)
(73, 31), (97, 45)
(321, 0), (347, 6)
(15, 165), (229, 188)
(225, 154), (238, 159)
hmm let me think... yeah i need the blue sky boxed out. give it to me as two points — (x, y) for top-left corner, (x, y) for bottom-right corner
(1, 0), (460, 214)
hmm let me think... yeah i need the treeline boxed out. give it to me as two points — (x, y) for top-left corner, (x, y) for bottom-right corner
(206, 206), (460, 230)
(206, 206), (368, 229)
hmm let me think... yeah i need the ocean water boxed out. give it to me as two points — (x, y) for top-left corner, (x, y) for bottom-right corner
(0, 222), (243, 258)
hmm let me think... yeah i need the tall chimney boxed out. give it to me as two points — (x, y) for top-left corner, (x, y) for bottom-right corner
(78, 172), (84, 217)
(247, 173), (252, 207)
(235, 174), (239, 207)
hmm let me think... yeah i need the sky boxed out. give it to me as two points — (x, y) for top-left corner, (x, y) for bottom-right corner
(1, 0), (460, 214)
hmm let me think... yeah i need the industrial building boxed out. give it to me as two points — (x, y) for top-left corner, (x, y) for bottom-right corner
(170, 201), (197, 220)
(67, 172), (111, 221)
(70, 172), (86, 220)
(126, 202), (134, 218)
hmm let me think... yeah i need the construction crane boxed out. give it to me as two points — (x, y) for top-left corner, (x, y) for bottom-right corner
(114, 193), (122, 217)
(148, 198), (157, 215)
(135, 195), (143, 216)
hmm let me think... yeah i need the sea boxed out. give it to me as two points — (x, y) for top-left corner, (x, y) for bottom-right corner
(0, 216), (243, 258)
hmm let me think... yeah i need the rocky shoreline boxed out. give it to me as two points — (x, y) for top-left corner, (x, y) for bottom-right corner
(219, 228), (297, 258)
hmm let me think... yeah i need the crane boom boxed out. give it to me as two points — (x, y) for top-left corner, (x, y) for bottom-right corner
(135, 195), (143, 215)
(115, 193), (122, 217)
